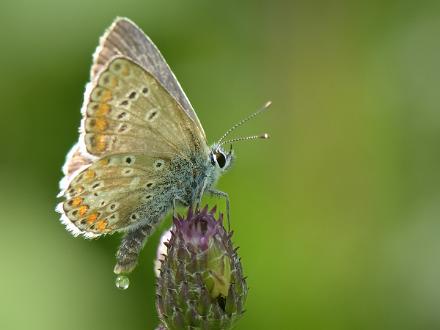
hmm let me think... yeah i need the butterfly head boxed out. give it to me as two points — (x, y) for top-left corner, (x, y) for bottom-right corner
(209, 145), (234, 172)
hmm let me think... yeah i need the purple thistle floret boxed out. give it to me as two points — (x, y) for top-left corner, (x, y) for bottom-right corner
(174, 207), (221, 251)
(155, 206), (247, 330)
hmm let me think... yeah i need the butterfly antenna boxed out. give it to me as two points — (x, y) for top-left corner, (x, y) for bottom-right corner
(219, 133), (270, 147)
(217, 101), (272, 146)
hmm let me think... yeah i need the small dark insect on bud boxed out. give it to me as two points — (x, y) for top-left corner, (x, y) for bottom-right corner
(155, 206), (248, 330)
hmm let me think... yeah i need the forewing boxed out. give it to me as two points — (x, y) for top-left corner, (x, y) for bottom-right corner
(91, 17), (206, 139)
(57, 153), (173, 238)
(81, 57), (206, 157)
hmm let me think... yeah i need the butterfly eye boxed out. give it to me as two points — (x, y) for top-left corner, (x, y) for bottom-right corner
(215, 152), (226, 169)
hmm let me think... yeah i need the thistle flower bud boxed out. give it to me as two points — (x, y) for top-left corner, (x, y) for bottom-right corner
(155, 206), (247, 330)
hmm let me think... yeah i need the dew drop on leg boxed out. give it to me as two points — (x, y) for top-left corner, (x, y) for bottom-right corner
(115, 275), (130, 290)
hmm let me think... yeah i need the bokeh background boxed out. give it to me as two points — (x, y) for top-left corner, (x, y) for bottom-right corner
(1, 0), (440, 329)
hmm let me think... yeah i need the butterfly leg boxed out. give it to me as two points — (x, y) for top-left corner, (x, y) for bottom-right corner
(172, 197), (188, 218)
(114, 224), (154, 274)
(207, 189), (230, 231)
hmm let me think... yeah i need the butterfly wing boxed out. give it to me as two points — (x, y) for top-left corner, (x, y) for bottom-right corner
(91, 17), (206, 139)
(57, 153), (175, 238)
(58, 142), (94, 194)
(57, 57), (208, 238)
(80, 57), (205, 157)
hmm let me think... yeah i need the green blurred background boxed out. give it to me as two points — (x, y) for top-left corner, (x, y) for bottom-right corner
(1, 0), (440, 329)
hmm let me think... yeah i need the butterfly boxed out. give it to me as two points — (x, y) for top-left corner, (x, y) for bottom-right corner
(56, 17), (270, 275)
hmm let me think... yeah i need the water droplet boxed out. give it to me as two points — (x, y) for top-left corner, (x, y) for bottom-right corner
(115, 275), (130, 290)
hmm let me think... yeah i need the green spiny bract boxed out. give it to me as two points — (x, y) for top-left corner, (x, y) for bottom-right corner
(156, 206), (247, 330)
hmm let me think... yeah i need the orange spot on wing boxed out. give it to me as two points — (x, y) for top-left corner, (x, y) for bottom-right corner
(98, 158), (109, 166)
(96, 135), (107, 152)
(71, 197), (83, 207)
(87, 213), (98, 224)
(100, 90), (113, 102)
(95, 118), (108, 132)
(96, 220), (107, 231)
(84, 170), (96, 180)
(96, 103), (110, 116)
(78, 205), (89, 216)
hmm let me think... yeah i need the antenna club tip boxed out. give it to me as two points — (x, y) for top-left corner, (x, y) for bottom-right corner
(264, 101), (272, 108)
(260, 133), (270, 139)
